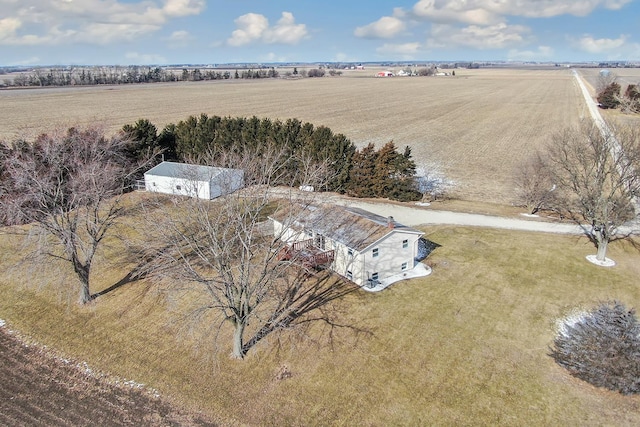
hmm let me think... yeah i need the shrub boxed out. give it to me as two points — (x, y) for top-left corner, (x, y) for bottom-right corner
(307, 69), (325, 78)
(550, 301), (640, 394)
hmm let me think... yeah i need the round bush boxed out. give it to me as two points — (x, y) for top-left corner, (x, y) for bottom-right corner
(550, 301), (640, 395)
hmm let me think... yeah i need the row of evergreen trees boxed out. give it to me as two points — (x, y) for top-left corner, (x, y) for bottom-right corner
(122, 116), (421, 201)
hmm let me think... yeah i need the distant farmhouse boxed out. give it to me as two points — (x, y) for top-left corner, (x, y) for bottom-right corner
(144, 161), (244, 199)
(270, 204), (430, 290)
(376, 71), (394, 77)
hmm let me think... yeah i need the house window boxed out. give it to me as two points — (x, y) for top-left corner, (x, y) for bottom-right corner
(346, 270), (353, 280)
(401, 262), (408, 271)
(371, 272), (379, 281)
(372, 248), (379, 258)
(347, 248), (354, 256)
(176, 185), (182, 190)
(152, 182), (157, 187)
(402, 239), (408, 249)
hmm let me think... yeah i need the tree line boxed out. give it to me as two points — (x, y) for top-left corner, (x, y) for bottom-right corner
(122, 115), (421, 201)
(3, 66), (288, 87)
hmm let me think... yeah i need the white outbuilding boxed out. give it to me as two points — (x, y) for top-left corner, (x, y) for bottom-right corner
(144, 161), (244, 199)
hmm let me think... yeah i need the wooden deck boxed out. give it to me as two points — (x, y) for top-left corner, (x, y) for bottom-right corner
(278, 239), (335, 269)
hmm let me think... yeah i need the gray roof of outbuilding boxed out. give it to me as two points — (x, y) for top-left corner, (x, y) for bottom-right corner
(271, 204), (423, 251)
(144, 162), (240, 181)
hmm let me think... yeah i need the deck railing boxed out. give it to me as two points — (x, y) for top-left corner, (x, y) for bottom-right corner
(278, 239), (334, 269)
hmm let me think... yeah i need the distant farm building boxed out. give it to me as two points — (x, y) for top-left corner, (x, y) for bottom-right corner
(144, 161), (244, 199)
(376, 71), (394, 77)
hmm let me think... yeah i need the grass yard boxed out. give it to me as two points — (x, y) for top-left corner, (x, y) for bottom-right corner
(0, 68), (584, 204)
(1, 194), (640, 425)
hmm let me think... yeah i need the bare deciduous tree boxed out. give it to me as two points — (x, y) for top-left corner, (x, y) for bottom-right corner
(0, 126), (148, 304)
(596, 70), (617, 94)
(513, 151), (557, 215)
(134, 147), (358, 359)
(547, 121), (640, 262)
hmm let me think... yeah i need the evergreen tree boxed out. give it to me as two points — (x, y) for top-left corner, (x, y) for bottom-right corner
(597, 82), (621, 109)
(346, 143), (377, 198)
(122, 119), (158, 162)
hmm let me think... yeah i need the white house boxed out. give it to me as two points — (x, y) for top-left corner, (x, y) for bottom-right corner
(270, 204), (428, 290)
(144, 161), (244, 199)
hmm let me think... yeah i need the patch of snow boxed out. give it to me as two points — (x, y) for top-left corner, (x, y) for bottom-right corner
(0, 319), (5, 327)
(520, 213), (539, 218)
(362, 262), (432, 292)
(556, 308), (588, 338)
(415, 202), (431, 207)
(586, 254), (615, 267)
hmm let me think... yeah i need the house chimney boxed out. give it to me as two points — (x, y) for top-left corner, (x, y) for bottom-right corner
(387, 216), (395, 229)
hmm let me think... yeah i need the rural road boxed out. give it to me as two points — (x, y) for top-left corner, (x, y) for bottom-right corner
(333, 198), (586, 234)
(272, 188), (590, 235)
(268, 187), (640, 236)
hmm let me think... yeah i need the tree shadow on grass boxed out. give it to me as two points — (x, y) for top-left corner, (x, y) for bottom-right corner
(242, 270), (369, 357)
(90, 267), (147, 300)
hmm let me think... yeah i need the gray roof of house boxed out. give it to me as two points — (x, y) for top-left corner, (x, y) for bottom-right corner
(271, 204), (423, 251)
(145, 161), (240, 181)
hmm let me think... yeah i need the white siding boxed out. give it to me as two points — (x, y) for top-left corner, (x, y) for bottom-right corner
(144, 174), (210, 199)
(144, 162), (244, 200)
(360, 231), (421, 287)
(272, 215), (422, 288)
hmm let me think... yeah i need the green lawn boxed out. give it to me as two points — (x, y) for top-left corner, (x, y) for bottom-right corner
(1, 212), (640, 426)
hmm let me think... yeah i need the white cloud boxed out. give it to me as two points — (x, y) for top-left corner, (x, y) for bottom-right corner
(413, 0), (500, 25)
(0, 0), (205, 46)
(575, 34), (627, 53)
(412, 0), (632, 24)
(507, 45), (554, 60)
(227, 11), (307, 46)
(263, 12), (308, 44)
(354, 16), (406, 39)
(0, 17), (21, 41)
(376, 42), (422, 57)
(163, 0), (205, 17)
(227, 13), (269, 46)
(166, 30), (192, 48)
(428, 23), (530, 50)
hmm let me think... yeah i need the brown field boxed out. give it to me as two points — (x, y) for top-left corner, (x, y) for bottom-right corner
(0, 326), (215, 426)
(0, 68), (585, 204)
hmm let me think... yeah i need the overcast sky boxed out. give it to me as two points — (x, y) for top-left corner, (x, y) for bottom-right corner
(1, 0), (639, 66)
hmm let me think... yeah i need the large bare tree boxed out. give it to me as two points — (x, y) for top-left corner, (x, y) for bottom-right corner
(135, 147), (357, 359)
(546, 121), (640, 262)
(514, 151), (557, 215)
(0, 126), (148, 304)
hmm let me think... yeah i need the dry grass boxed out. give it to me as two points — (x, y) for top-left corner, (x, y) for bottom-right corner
(2, 192), (640, 426)
(0, 68), (584, 204)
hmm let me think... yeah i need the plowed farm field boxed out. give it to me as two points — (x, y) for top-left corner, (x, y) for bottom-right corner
(0, 68), (585, 203)
(0, 326), (216, 426)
